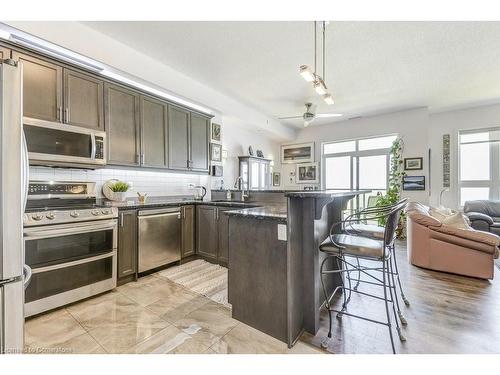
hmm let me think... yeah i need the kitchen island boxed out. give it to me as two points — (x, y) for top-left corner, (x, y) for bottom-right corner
(226, 190), (370, 347)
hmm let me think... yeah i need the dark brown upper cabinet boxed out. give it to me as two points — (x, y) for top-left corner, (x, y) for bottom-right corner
(190, 112), (210, 172)
(168, 104), (190, 170)
(104, 83), (141, 166)
(0, 46), (10, 60)
(13, 52), (63, 123)
(140, 96), (168, 168)
(168, 104), (210, 172)
(13, 52), (104, 129)
(64, 69), (104, 130)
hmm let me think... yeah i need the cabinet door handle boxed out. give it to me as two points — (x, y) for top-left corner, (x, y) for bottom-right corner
(64, 108), (69, 123)
(57, 107), (63, 122)
(182, 207), (186, 219)
(140, 153), (145, 165)
(120, 213), (124, 227)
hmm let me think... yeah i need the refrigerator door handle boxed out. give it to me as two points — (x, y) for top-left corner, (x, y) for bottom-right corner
(23, 264), (32, 289)
(21, 131), (29, 211)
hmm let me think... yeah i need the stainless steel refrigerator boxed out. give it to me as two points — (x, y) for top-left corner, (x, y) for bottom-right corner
(0, 59), (30, 354)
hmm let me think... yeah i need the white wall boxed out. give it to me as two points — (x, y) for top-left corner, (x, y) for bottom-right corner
(282, 108), (431, 203)
(211, 116), (281, 190)
(428, 103), (500, 209)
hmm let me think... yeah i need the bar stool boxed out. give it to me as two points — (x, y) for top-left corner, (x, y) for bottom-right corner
(319, 200), (407, 354)
(345, 200), (410, 326)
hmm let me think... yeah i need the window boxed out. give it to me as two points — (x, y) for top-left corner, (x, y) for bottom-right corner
(322, 134), (397, 209)
(458, 128), (500, 205)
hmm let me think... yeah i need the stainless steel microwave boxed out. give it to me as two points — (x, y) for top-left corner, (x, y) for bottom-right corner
(23, 117), (106, 168)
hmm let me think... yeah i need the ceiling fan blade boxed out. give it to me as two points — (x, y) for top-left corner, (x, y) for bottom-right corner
(278, 115), (302, 120)
(316, 113), (343, 118)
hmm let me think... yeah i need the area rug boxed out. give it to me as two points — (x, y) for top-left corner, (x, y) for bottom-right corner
(159, 259), (230, 307)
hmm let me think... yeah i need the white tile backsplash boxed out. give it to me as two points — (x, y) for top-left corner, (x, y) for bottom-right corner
(29, 166), (210, 199)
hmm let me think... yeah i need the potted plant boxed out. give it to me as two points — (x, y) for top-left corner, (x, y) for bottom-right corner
(375, 138), (407, 238)
(109, 181), (130, 202)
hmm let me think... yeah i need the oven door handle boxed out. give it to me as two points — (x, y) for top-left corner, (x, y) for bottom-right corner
(24, 220), (117, 239)
(31, 251), (116, 274)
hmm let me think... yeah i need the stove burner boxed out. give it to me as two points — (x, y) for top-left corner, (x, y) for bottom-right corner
(24, 181), (117, 226)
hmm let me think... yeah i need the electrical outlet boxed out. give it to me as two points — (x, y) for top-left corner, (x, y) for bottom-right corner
(277, 224), (287, 241)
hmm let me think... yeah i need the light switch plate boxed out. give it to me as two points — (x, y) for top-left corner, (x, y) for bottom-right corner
(277, 224), (287, 241)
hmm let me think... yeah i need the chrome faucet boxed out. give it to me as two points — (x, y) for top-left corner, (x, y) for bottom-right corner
(234, 176), (249, 202)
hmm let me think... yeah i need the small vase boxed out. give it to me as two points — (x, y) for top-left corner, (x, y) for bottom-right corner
(111, 192), (127, 202)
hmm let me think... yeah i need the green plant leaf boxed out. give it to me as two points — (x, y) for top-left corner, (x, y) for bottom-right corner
(110, 181), (130, 192)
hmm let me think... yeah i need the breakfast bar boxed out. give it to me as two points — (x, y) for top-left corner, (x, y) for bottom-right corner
(227, 190), (369, 347)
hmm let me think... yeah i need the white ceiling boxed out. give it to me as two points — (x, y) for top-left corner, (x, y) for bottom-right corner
(82, 21), (500, 128)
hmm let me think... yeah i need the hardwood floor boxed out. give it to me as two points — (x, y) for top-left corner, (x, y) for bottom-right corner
(301, 240), (500, 354)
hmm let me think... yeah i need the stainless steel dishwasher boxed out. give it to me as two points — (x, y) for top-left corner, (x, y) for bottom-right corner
(138, 207), (181, 273)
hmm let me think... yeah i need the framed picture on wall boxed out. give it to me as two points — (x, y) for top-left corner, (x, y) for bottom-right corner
(210, 143), (222, 162)
(404, 157), (423, 170)
(403, 175), (425, 191)
(296, 162), (319, 184)
(211, 123), (221, 142)
(281, 142), (315, 164)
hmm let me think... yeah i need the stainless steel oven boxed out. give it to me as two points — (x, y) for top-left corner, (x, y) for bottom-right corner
(23, 181), (117, 317)
(23, 117), (106, 168)
(24, 219), (117, 317)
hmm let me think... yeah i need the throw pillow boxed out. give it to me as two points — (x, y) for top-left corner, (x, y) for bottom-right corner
(429, 206), (456, 221)
(441, 212), (471, 230)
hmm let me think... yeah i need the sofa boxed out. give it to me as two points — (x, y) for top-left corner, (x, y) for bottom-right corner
(464, 200), (500, 236)
(406, 202), (499, 280)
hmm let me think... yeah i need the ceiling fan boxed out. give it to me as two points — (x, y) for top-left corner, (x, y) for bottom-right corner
(278, 103), (342, 127)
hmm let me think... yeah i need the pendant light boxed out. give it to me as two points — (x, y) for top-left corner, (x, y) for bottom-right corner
(298, 21), (335, 105)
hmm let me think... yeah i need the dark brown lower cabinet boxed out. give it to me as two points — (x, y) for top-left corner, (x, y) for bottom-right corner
(117, 210), (138, 284)
(217, 208), (232, 265)
(196, 205), (232, 265)
(181, 205), (195, 258)
(196, 205), (218, 261)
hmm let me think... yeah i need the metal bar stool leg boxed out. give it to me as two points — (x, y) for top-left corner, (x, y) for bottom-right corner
(387, 257), (406, 342)
(319, 256), (334, 340)
(343, 254), (353, 307)
(389, 253), (407, 326)
(353, 256), (361, 291)
(336, 255), (348, 319)
(382, 256), (396, 354)
(391, 244), (410, 306)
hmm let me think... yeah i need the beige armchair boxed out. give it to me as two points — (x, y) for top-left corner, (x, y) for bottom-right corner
(406, 202), (499, 280)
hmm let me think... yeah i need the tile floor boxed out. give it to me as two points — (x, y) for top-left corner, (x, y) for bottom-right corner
(24, 273), (323, 354)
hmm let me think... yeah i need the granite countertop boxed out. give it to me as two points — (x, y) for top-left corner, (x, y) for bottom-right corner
(285, 189), (372, 198)
(224, 204), (287, 222)
(97, 196), (260, 210)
